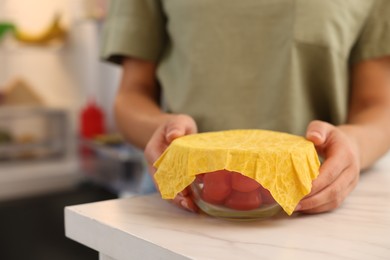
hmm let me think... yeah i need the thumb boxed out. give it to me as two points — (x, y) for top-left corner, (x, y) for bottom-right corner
(165, 115), (197, 143)
(306, 120), (333, 146)
(166, 125), (186, 143)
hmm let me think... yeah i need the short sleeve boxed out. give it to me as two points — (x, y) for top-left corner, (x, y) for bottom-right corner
(100, 0), (166, 64)
(350, 0), (390, 64)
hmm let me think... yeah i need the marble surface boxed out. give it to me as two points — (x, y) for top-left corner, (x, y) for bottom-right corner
(65, 153), (390, 260)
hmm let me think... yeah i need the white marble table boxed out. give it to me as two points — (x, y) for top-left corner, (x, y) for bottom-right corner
(65, 153), (390, 260)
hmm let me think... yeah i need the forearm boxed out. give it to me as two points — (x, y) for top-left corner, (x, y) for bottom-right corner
(114, 58), (171, 149)
(341, 56), (390, 170)
(114, 90), (170, 149)
(339, 105), (390, 170)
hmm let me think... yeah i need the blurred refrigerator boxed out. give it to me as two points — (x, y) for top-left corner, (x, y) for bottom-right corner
(0, 0), (150, 201)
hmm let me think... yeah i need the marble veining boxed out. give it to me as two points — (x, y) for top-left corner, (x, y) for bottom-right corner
(66, 153), (390, 260)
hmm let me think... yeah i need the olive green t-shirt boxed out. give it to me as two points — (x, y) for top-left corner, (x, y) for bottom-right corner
(101, 0), (390, 136)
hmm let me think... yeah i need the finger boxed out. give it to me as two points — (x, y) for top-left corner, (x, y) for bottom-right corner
(179, 187), (190, 197)
(145, 115), (198, 165)
(305, 124), (354, 197)
(165, 115), (197, 143)
(172, 195), (198, 213)
(299, 181), (356, 214)
(297, 168), (357, 212)
(144, 127), (168, 164)
(306, 120), (333, 147)
(307, 153), (350, 197)
(166, 127), (186, 143)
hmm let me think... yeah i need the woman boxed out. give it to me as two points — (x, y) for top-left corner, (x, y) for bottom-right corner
(102, 0), (390, 213)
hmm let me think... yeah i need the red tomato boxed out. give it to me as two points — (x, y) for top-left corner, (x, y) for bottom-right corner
(259, 186), (276, 204)
(201, 170), (232, 204)
(224, 190), (262, 210)
(194, 173), (204, 184)
(231, 172), (261, 192)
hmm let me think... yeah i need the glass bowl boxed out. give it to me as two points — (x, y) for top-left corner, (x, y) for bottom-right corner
(190, 170), (282, 221)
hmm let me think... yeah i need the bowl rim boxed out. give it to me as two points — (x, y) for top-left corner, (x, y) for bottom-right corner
(190, 183), (282, 220)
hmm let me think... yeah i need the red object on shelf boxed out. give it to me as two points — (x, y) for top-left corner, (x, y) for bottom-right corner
(80, 100), (106, 139)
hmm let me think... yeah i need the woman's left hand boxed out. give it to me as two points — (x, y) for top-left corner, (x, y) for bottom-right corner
(296, 120), (361, 214)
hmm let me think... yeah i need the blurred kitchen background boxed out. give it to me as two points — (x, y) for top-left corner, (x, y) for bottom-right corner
(0, 1), (152, 259)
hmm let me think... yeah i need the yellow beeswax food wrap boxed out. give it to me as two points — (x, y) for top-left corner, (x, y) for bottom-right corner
(153, 129), (321, 215)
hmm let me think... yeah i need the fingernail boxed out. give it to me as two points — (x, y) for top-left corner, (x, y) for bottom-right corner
(180, 200), (189, 209)
(166, 130), (179, 141)
(309, 131), (322, 140)
(166, 129), (175, 136)
(295, 204), (302, 211)
(166, 131), (173, 140)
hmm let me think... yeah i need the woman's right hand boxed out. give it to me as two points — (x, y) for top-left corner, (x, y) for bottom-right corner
(144, 114), (199, 212)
